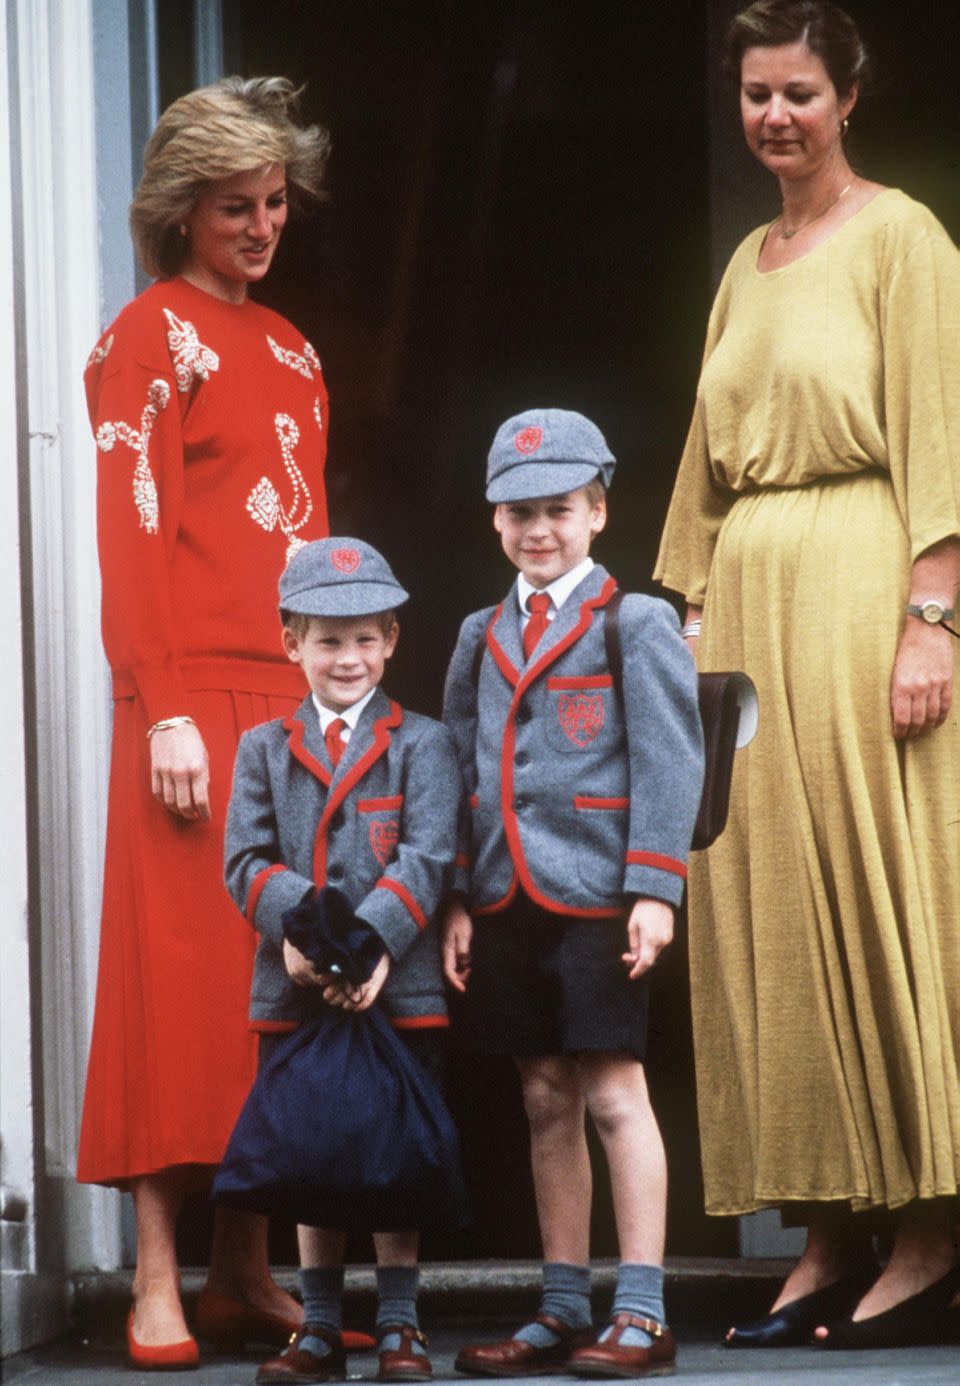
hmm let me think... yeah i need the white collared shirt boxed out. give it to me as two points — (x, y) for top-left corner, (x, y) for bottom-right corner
(312, 686), (376, 745)
(516, 556), (595, 629)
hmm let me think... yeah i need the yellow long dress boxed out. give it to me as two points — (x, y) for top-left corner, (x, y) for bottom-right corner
(655, 189), (960, 1216)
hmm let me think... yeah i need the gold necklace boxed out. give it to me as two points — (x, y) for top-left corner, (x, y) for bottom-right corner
(778, 181), (853, 239)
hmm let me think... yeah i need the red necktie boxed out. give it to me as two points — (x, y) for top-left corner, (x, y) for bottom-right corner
(325, 717), (347, 767)
(523, 592), (551, 661)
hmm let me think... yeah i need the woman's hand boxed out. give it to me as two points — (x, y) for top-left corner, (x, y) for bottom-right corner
(890, 620), (955, 738)
(441, 900), (473, 992)
(150, 721), (211, 820)
(622, 898), (675, 979)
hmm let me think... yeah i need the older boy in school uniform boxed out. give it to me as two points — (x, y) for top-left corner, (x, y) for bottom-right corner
(225, 537), (461, 1385)
(442, 410), (703, 1378)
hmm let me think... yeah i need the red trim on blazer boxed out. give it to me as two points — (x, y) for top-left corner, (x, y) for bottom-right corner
(313, 832), (328, 895)
(547, 674), (613, 690)
(391, 1014), (450, 1030)
(455, 852), (470, 869)
(498, 576), (622, 919)
(284, 715), (332, 786)
(473, 876), (519, 915)
(469, 794), (479, 809)
(575, 796), (629, 811)
(358, 795), (404, 812)
(246, 863), (289, 924)
(626, 849), (688, 880)
(375, 877), (427, 930)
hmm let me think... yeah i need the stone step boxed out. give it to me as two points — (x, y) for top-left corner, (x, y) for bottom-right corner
(72, 1257), (792, 1344)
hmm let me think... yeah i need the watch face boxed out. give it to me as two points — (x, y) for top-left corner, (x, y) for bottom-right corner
(921, 602), (946, 623)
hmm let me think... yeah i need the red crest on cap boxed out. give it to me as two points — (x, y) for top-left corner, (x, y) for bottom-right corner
(515, 426), (543, 455)
(330, 547), (361, 573)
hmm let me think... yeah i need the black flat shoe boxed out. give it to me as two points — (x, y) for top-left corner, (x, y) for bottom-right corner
(817, 1264), (960, 1349)
(724, 1267), (878, 1348)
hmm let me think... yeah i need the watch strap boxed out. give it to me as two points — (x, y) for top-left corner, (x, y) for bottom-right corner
(905, 601), (956, 624)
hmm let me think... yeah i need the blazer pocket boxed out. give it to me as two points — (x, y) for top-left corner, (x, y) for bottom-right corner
(358, 795), (404, 869)
(573, 796), (628, 896)
(543, 675), (615, 754)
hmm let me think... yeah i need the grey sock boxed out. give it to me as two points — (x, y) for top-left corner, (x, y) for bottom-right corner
(600, 1263), (665, 1349)
(298, 1265), (344, 1358)
(514, 1262), (592, 1347)
(376, 1265), (426, 1357)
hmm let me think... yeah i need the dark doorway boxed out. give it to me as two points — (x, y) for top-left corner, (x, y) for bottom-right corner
(167, 0), (728, 1262)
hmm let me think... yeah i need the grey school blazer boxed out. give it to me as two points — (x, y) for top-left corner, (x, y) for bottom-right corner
(224, 687), (461, 1026)
(443, 564), (704, 915)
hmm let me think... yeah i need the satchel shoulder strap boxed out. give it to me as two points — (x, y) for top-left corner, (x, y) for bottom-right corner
(469, 608), (501, 688)
(604, 587), (625, 707)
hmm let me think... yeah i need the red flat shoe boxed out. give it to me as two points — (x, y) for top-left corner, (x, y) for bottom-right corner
(195, 1289), (375, 1353)
(196, 1288), (300, 1351)
(126, 1308), (200, 1370)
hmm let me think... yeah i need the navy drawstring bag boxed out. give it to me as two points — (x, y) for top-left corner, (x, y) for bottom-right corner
(213, 888), (468, 1231)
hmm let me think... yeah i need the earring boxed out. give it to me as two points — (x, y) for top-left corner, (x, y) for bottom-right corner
(178, 224), (188, 237)
(840, 117), (850, 136)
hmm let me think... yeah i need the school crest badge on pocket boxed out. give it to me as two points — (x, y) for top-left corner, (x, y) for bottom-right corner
(370, 819), (400, 866)
(558, 692), (605, 747)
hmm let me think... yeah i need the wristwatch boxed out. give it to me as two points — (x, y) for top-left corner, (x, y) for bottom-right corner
(905, 600), (956, 624)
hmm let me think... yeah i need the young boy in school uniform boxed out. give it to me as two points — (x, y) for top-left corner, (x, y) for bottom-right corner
(225, 537), (461, 1386)
(442, 409), (704, 1379)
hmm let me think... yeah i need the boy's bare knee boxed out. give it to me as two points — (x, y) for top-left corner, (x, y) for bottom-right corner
(579, 1055), (652, 1135)
(518, 1056), (582, 1128)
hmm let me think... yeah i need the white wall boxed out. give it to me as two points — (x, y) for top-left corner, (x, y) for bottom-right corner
(1, 0), (122, 1354)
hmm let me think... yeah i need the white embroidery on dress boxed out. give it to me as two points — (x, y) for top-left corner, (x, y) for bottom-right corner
(245, 412), (314, 562)
(266, 334), (321, 381)
(86, 334), (114, 369)
(313, 395), (323, 431)
(95, 379), (171, 534)
(163, 309), (219, 392)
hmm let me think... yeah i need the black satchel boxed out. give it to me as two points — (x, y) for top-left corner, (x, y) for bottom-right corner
(603, 591), (756, 850)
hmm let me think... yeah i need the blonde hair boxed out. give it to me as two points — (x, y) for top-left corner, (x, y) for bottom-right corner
(130, 76), (331, 279)
(583, 478), (606, 507)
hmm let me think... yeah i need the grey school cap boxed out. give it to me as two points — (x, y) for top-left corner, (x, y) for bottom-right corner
(279, 538), (410, 617)
(485, 408), (616, 502)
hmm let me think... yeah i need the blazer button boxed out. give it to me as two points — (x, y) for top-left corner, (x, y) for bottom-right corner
(327, 865), (343, 882)
(515, 751), (528, 767)
(514, 796), (527, 811)
(515, 705), (530, 723)
(330, 808), (344, 829)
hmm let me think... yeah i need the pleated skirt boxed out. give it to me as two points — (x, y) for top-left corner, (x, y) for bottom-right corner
(77, 678), (302, 1187)
(690, 472), (960, 1216)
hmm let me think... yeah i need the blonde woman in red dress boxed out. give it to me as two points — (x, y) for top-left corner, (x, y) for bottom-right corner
(79, 77), (331, 1368)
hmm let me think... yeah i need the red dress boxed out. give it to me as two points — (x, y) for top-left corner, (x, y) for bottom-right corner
(77, 277), (329, 1186)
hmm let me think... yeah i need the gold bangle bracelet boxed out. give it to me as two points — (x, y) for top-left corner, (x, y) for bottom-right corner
(147, 715), (196, 740)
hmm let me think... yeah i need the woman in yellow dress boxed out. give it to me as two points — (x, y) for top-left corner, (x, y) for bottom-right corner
(656, 0), (959, 1351)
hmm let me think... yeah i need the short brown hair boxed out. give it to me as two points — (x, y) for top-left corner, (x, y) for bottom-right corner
(725, 0), (868, 97)
(280, 609), (399, 640)
(131, 76), (331, 279)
